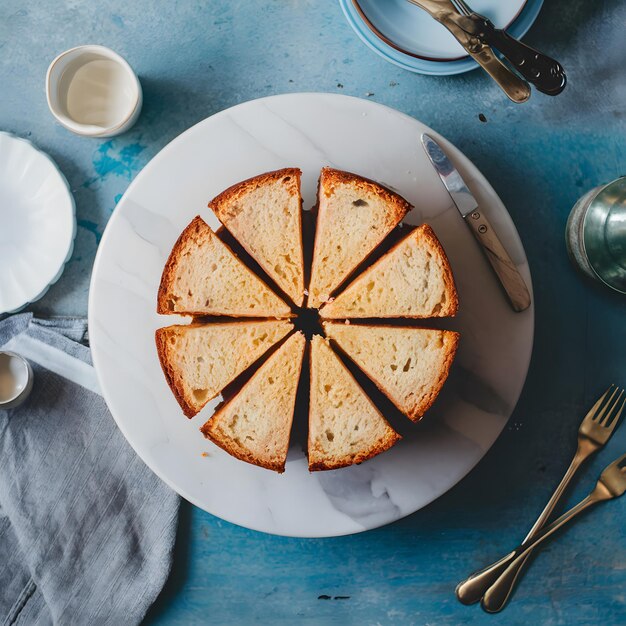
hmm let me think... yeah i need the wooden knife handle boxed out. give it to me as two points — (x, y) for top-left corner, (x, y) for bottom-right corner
(464, 210), (531, 312)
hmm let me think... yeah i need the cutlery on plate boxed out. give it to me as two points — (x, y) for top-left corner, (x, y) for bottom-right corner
(450, 0), (566, 96)
(421, 133), (531, 312)
(456, 385), (625, 607)
(406, 0), (531, 103)
(483, 449), (626, 612)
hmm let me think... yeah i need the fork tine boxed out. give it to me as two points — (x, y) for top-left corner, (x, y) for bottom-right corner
(610, 452), (626, 469)
(449, 0), (469, 16)
(600, 388), (624, 426)
(601, 392), (626, 429)
(585, 385), (614, 423)
(592, 385), (619, 423)
(600, 452), (626, 480)
(454, 0), (473, 16)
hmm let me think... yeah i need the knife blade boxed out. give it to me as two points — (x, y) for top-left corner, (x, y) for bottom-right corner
(421, 133), (531, 312)
(407, 0), (531, 104)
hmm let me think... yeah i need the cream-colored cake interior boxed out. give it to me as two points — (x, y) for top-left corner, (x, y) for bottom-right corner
(321, 229), (450, 318)
(206, 333), (305, 465)
(162, 321), (291, 410)
(309, 336), (395, 465)
(216, 175), (304, 305)
(324, 323), (454, 418)
(309, 182), (400, 307)
(165, 225), (291, 317)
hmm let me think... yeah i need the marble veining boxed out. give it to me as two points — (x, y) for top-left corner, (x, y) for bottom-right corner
(89, 93), (533, 538)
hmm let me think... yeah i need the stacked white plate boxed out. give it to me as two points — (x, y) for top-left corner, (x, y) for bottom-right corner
(339, 0), (544, 75)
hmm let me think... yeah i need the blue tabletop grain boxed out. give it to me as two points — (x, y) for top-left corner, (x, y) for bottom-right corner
(1, 1), (625, 624)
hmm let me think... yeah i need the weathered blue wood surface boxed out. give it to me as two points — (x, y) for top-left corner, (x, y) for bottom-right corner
(1, 1), (625, 624)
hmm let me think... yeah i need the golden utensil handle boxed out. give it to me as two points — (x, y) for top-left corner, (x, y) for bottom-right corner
(465, 47), (531, 104)
(464, 210), (531, 312)
(456, 454), (584, 604)
(456, 551), (516, 605)
(482, 496), (598, 612)
(407, 0), (531, 103)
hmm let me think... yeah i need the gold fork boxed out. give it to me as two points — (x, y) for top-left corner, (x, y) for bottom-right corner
(456, 385), (625, 606)
(482, 451), (626, 612)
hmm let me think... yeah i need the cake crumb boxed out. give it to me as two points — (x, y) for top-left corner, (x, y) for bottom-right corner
(344, 319), (350, 325)
(201, 452), (209, 457)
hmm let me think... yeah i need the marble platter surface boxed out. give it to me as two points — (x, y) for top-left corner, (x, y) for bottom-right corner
(89, 93), (534, 537)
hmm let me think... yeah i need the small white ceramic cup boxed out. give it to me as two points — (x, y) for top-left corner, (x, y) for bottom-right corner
(0, 351), (34, 410)
(46, 45), (142, 138)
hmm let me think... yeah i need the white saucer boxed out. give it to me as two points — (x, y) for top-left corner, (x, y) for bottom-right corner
(89, 94), (534, 537)
(340, 0), (544, 75)
(0, 132), (76, 313)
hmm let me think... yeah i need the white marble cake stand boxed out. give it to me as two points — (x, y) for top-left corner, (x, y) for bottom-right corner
(89, 93), (534, 538)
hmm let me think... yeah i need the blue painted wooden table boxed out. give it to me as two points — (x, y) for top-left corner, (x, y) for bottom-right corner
(2, 1), (625, 624)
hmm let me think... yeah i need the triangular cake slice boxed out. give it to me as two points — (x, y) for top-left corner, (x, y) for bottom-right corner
(308, 168), (411, 308)
(157, 216), (292, 318)
(320, 224), (458, 319)
(324, 323), (459, 422)
(308, 335), (401, 471)
(156, 320), (292, 417)
(201, 332), (306, 473)
(209, 169), (305, 307)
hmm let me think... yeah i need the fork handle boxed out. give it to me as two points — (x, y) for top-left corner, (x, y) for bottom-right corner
(464, 46), (531, 104)
(455, 551), (517, 605)
(524, 448), (588, 539)
(463, 14), (566, 96)
(482, 495), (598, 612)
(456, 450), (588, 605)
(486, 29), (566, 96)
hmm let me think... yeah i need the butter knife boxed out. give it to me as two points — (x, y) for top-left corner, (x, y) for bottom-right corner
(407, 0), (531, 103)
(421, 134), (531, 312)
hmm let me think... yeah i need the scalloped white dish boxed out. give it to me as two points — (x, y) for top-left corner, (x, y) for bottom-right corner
(0, 132), (76, 313)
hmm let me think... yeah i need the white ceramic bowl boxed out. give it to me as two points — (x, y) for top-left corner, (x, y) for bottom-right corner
(46, 45), (142, 138)
(0, 132), (76, 313)
(0, 351), (34, 409)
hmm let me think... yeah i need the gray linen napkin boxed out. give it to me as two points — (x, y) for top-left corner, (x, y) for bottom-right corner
(0, 314), (179, 625)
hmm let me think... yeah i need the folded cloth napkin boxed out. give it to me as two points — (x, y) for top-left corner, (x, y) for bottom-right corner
(0, 314), (179, 625)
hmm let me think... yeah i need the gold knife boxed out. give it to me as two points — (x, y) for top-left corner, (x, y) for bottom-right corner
(407, 0), (531, 104)
(422, 134), (531, 312)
